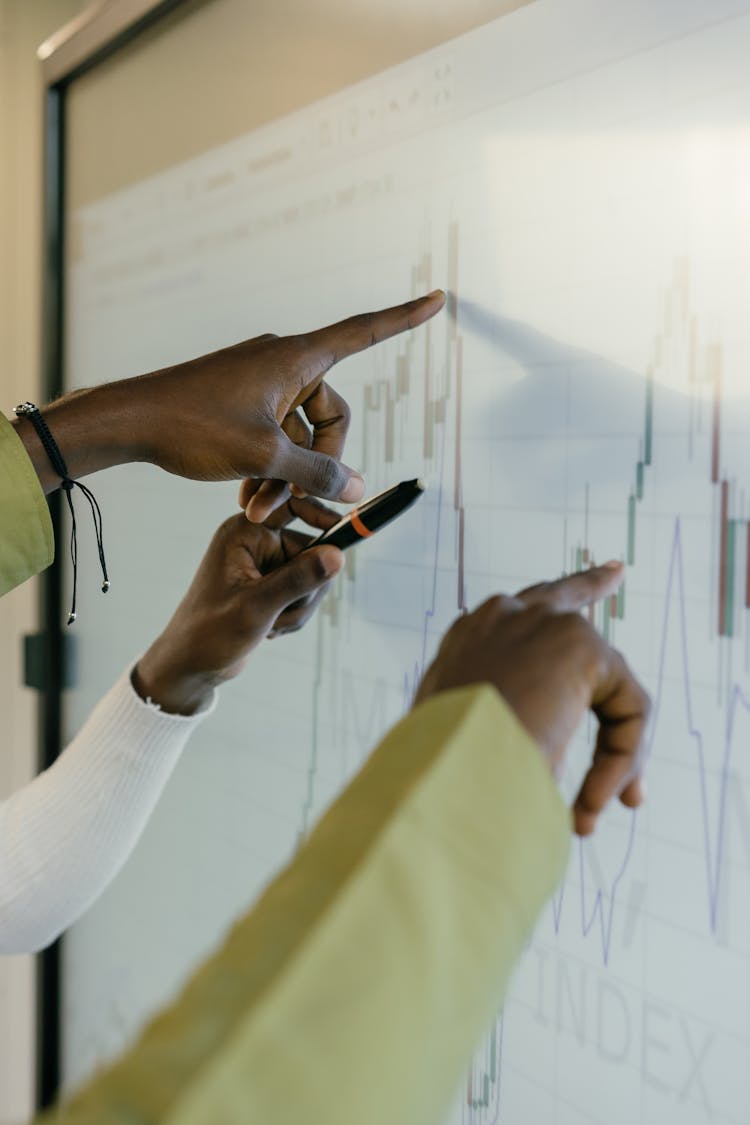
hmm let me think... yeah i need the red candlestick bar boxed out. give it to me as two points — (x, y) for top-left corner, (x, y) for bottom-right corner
(711, 343), (722, 484)
(455, 336), (466, 612)
(384, 381), (394, 464)
(718, 479), (729, 635)
(423, 321), (432, 458)
(454, 337), (463, 511)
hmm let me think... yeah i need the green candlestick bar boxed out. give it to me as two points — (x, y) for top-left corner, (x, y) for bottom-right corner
(636, 460), (644, 500)
(627, 493), (636, 565)
(617, 580), (625, 619)
(602, 593), (611, 642)
(471, 1074), (490, 1109)
(644, 367), (654, 466)
(725, 518), (736, 637)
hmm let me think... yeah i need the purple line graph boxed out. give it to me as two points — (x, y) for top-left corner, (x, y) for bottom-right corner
(467, 512), (750, 1123)
(552, 517), (750, 969)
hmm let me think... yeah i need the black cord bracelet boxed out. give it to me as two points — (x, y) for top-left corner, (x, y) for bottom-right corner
(14, 401), (109, 625)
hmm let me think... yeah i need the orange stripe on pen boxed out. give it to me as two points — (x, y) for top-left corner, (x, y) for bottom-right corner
(350, 510), (373, 538)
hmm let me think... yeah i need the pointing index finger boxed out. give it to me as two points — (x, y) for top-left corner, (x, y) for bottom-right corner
(517, 560), (624, 613)
(303, 290), (445, 373)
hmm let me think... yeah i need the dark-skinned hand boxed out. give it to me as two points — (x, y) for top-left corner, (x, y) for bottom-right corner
(15, 292), (445, 524)
(415, 561), (650, 835)
(132, 497), (343, 715)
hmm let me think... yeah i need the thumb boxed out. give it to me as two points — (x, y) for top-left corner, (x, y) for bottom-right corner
(272, 431), (364, 503)
(253, 545), (344, 618)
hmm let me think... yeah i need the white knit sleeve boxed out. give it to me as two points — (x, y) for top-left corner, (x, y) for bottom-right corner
(0, 668), (216, 955)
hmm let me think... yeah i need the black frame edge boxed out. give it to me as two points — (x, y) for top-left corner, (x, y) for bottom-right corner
(35, 2), (190, 1110)
(36, 81), (65, 1112)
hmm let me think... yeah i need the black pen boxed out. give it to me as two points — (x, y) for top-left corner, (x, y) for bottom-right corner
(308, 478), (425, 550)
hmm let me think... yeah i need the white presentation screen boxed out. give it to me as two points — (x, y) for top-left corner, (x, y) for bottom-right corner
(61, 1), (750, 1121)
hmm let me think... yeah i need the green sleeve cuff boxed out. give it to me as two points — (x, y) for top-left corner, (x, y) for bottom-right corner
(0, 411), (54, 596)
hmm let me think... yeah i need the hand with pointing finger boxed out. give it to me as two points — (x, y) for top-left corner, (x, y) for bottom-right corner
(13, 292), (446, 525)
(415, 561), (650, 835)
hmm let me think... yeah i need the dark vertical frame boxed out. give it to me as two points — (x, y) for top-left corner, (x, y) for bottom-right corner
(36, 81), (66, 1112)
(36, 2), (192, 1108)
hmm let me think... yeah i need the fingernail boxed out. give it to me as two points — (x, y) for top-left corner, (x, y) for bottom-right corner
(425, 288), (444, 300)
(340, 474), (365, 503)
(602, 559), (623, 569)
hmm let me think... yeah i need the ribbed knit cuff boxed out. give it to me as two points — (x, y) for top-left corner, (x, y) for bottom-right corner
(126, 660), (218, 723)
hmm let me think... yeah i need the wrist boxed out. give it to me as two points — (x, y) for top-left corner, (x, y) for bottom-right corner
(12, 383), (151, 493)
(131, 653), (217, 717)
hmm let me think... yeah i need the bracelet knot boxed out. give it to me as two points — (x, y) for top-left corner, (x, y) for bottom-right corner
(14, 401), (109, 624)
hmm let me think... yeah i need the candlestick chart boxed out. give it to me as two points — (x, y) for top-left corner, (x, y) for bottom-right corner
(59, 2), (750, 1121)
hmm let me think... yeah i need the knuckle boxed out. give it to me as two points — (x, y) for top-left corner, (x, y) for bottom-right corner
(477, 593), (515, 617)
(333, 391), (352, 427)
(559, 610), (592, 640)
(290, 333), (332, 379)
(310, 455), (344, 497)
(352, 311), (376, 347)
(218, 513), (242, 538)
(214, 513), (248, 553)
(575, 787), (599, 816)
(255, 425), (285, 476)
(612, 650), (651, 715)
(518, 579), (551, 601)
(277, 335), (314, 378)
(356, 311), (375, 332)
(306, 552), (331, 585)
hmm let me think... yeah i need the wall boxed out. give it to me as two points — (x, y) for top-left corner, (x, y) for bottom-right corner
(0, 3), (89, 1121)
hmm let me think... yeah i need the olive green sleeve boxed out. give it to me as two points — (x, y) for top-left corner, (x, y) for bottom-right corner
(46, 685), (570, 1125)
(0, 411), (53, 596)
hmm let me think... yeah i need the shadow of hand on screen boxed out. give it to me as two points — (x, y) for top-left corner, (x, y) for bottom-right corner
(131, 497), (344, 717)
(459, 297), (658, 432)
